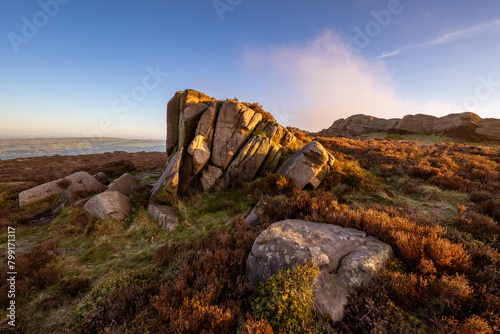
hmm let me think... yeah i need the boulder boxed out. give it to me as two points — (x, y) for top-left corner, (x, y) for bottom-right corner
(246, 219), (393, 321)
(211, 101), (263, 170)
(395, 114), (437, 134)
(320, 114), (399, 136)
(83, 191), (132, 220)
(150, 149), (183, 205)
(148, 204), (179, 231)
(107, 173), (142, 196)
(278, 141), (335, 190)
(19, 171), (104, 207)
(476, 118), (500, 141)
(432, 112), (481, 140)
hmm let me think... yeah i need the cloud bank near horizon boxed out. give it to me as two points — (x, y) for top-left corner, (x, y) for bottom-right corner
(242, 30), (452, 132)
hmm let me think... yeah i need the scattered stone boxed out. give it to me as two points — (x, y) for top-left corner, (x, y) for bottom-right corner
(19, 171), (104, 207)
(245, 201), (266, 226)
(148, 204), (179, 231)
(107, 173), (142, 196)
(246, 219), (393, 322)
(83, 191), (132, 220)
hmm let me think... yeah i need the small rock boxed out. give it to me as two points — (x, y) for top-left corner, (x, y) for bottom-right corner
(107, 173), (142, 196)
(83, 191), (132, 220)
(200, 165), (223, 192)
(148, 204), (179, 231)
(245, 202), (265, 226)
(93, 172), (110, 185)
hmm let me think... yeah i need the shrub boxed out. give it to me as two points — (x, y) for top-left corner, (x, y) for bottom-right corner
(70, 268), (161, 332)
(335, 277), (414, 333)
(451, 211), (500, 243)
(241, 316), (274, 334)
(248, 174), (297, 197)
(239, 101), (276, 122)
(251, 262), (319, 334)
(60, 277), (90, 297)
(134, 220), (259, 333)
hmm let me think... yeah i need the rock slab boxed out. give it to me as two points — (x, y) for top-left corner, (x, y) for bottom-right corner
(246, 219), (393, 321)
(19, 171), (104, 207)
(148, 204), (179, 231)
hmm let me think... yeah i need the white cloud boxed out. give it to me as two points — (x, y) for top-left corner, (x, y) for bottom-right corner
(242, 30), (451, 132)
(378, 18), (500, 59)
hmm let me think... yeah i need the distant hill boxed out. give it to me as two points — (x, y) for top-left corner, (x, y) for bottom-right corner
(319, 112), (500, 142)
(0, 137), (166, 160)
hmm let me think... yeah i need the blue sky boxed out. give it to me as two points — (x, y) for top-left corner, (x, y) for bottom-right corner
(1, 0), (500, 139)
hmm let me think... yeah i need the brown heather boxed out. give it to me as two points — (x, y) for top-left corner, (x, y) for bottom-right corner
(0, 135), (499, 332)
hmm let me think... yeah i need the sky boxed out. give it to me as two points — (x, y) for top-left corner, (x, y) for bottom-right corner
(1, 0), (500, 139)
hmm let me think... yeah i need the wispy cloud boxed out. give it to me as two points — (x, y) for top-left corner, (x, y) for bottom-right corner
(241, 30), (452, 132)
(378, 18), (500, 59)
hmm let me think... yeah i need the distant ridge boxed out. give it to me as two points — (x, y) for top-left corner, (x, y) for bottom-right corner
(318, 112), (500, 142)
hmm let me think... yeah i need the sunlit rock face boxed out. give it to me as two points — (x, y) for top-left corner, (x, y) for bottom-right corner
(150, 89), (336, 207)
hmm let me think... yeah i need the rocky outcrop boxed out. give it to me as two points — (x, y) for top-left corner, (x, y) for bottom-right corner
(278, 141), (335, 190)
(476, 118), (500, 141)
(320, 112), (500, 142)
(150, 89), (338, 229)
(19, 171), (105, 207)
(107, 173), (142, 196)
(151, 89), (307, 206)
(83, 191), (132, 220)
(246, 219), (393, 322)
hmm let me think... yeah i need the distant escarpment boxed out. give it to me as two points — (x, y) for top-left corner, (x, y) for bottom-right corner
(319, 112), (500, 142)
